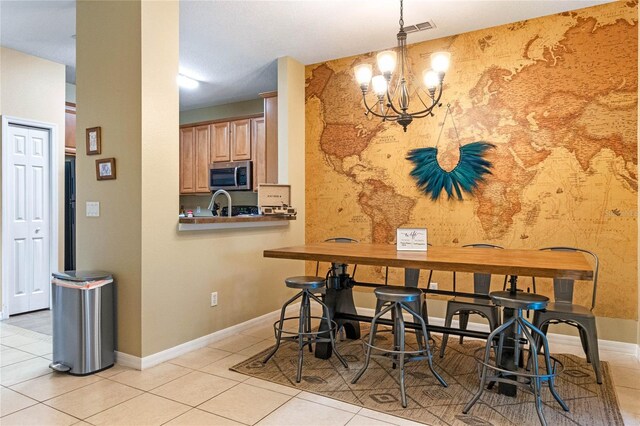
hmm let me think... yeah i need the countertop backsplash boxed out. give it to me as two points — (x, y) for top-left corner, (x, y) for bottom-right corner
(179, 191), (259, 213)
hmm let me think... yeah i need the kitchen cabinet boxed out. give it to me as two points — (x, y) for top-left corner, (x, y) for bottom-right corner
(230, 119), (251, 161)
(194, 125), (211, 193)
(65, 102), (76, 155)
(251, 117), (266, 189)
(211, 122), (230, 162)
(253, 91), (278, 190)
(179, 94), (278, 194)
(179, 127), (196, 193)
(180, 125), (211, 194)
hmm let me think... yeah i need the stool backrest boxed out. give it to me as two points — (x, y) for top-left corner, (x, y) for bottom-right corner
(315, 237), (359, 277)
(536, 247), (599, 311)
(453, 244), (507, 294)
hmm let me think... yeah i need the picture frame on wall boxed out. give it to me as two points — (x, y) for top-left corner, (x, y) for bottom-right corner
(86, 127), (101, 155)
(96, 158), (116, 180)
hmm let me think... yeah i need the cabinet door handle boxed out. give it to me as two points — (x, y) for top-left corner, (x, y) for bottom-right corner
(234, 167), (238, 187)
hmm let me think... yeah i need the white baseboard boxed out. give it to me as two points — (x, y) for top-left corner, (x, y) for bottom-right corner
(356, 307), (639, 356)
(116, 303), (300, 370)
(117, 303), (637, 370)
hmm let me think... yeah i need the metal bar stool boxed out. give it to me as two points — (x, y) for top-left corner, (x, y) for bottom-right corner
(352, 286), (447, 408)
(463, 290), (569, 426)
(262, 276), (348, 383)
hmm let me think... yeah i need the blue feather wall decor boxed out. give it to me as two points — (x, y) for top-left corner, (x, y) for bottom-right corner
(406, 141), (495, 200)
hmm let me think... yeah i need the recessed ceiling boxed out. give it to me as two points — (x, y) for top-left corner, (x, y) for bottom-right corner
(0, 0), (614, 111)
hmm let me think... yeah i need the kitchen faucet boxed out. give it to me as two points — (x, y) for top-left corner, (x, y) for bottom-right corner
(208, 189), (232, 217)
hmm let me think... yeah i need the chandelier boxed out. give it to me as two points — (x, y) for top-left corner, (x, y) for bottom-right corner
(353, 0), (451, 132)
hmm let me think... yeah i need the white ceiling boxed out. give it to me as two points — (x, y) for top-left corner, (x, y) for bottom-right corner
(1, 0), (613, 111)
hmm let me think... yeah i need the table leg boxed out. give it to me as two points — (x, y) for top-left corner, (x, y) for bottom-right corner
(315, 281), (361, 359)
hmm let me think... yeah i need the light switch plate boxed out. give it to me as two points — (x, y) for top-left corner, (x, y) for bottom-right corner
(86, 201), (100, 217)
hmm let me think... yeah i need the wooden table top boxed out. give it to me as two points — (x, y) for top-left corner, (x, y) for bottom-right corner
(264, 242), (594, 280)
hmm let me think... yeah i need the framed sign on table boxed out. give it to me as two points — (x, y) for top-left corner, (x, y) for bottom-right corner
(396, 228), (428, 251)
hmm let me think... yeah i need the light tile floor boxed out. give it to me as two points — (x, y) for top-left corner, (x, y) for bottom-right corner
(1, 319), (639, 425)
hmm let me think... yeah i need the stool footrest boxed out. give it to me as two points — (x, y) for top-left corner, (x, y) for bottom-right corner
(472, 346), (564, 381)
(360, 329), (436, 357)
(272, 316), (340, 339)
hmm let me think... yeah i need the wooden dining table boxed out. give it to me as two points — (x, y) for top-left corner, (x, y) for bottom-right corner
(264, 242), (594, 396)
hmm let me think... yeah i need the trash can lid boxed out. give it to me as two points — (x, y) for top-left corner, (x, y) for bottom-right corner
(52, 270), (113, 282)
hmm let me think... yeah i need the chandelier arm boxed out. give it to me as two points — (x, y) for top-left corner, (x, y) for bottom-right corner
(411, 109), (437, 119)
(415, 89), (435, 111)
(385, 87), (405, 116)
(362, 94), (396, 119)
(406, 84), (445, 117)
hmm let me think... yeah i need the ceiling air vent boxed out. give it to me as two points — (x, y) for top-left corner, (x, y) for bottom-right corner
(404, 20), (436, 33)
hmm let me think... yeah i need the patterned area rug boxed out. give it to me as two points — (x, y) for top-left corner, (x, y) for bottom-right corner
(231, 329), (623, 425)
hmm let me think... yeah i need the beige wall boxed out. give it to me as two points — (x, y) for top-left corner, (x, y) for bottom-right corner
(141, 56), (305, 356)
(0, 47), (66, 312)
(76, 0), (305, 358)
(179, 99), (264, 125)
(76, 0), (143, 356)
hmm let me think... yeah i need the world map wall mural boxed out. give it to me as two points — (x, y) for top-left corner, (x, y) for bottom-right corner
(305, 1), (638, 320)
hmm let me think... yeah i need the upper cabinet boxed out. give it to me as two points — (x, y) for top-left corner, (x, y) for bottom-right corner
(179, 127), (196, 194)
(194, 125), (211, 193)
(65, 102), (76, 155)
(230, 119), (251, 161)
(258, 91), (278, 187)
(178, 93), (278, 195)
(211, 122), (230, 162)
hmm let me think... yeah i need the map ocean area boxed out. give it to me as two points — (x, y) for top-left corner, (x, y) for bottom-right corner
(305, 1), (637, 320)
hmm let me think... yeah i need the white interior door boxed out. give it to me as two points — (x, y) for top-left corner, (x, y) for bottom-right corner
(7, 124), (51, 315)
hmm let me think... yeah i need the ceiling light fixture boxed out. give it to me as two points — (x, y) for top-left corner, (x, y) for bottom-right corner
(177, 74), (199, 89)
(354, 0), (451, 132)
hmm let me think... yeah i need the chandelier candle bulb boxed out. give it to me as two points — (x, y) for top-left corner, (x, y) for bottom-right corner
(423, 70), (440, 90)
(377, 50), (398, 76)
(371, 75), (388, 97)
(431, 52), (451, 73)
(355, 64), (373, 90)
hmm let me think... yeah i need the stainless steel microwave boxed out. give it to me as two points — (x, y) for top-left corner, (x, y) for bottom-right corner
(209, 160), (252, 191)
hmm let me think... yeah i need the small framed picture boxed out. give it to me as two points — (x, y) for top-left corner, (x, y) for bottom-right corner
(96, 158), (116, 180)
(86, 127), (101, 155)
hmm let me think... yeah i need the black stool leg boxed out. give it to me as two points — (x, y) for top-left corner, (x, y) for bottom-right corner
(263, 291), (303, 364)
(308, 292), (348, 369)
(306, 296), (313, 352)
(459, 311), (469, 344)
(296, 291), (310, 383)
(464, 317), (516, 414)
(440, 306), (455, 358)
(522, 317), (569, 412)
(395, 303), (408, 408)
(352, 303), (394, 384)
(403, 303), (448, 387)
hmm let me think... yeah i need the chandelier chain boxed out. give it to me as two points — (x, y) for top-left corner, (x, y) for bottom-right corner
(399, 0), (404, 29)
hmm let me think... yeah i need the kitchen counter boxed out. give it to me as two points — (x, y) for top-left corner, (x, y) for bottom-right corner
(178, 215), (295, 231)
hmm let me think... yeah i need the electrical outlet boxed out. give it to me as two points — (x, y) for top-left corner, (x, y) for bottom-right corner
(210, 292), (218, 307)
(430, 282), (438, 290)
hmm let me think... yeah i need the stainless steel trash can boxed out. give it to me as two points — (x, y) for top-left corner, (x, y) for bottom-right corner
(50, 271), (115, 375)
